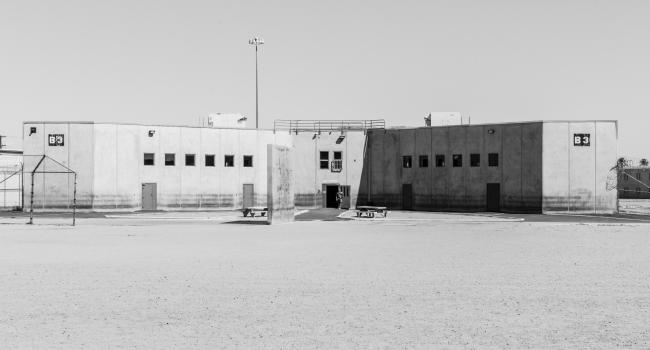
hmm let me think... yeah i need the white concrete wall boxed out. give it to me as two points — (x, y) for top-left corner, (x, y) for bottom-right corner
(542, 121), (618, 214)
(22, 122), (94, 210)
(98, 125), (291, 211)
(291, 131), (366, 208)
(267, 145), (295, 223)
(22, 122), (292, 211)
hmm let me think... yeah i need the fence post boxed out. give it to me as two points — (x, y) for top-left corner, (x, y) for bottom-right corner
(72, 173), (77, 226)
(29, 172), (34, 225)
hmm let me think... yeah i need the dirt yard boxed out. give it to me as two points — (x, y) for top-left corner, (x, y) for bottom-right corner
(1, 217), (649, 349)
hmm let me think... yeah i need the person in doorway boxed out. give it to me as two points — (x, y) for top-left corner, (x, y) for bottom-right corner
(336, 190), (344, 209)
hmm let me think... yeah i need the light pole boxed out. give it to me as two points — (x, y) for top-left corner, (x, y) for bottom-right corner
(248, 36), (264, 129)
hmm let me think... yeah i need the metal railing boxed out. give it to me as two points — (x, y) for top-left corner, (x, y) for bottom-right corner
(274, 119), (385, 133)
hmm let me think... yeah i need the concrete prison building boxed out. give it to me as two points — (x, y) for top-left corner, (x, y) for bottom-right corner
(21, 119), (375, 211)
(22, 121), (291, 210)
(356, 120), (618, 214)
(22, 119), (617, 214)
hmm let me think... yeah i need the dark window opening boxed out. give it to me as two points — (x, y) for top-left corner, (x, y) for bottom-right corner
(185, 154), (195, 166)
(331, 152), (342, 172)
(488, 153), (499, 167)
(452, 154), (462, 167)
(165, 153), (175, 166)
(402, 156), (412, 168)
(144, 153), (155, 166)
(320, 151), (329, 169)
(435, 155), (445, 167)
(243, 155), (253, 167)
(470, 154), (480, 167)
(224, 155), (234, 167)
(419, 155), (429, 168)
(205, 154), (215, 167)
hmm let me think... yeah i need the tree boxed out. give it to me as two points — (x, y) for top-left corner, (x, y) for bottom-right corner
(616, 157), (629, 169)
(640, 158), (649, 167)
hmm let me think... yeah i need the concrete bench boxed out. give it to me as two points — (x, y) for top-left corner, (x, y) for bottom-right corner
(242, 207), (268, 217)
(355, 206), (388, 218)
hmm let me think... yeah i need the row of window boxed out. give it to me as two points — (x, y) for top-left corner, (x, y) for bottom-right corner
(403, 153), (499, 168)
(143, 153), (253, 167)
(320, 151), (343, 171)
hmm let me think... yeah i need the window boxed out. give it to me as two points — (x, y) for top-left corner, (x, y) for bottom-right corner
(320, 151), (329, 169)
(243, 155), (253, 167)
(165, 153), (175, 166)
(143, 153), (155, 166)
(624, 174), (629, 181)
(636, 173), (641, 180)
(435, 155), (445, 167)
(205, 154), (215, 167)
(419, 155), (429, 168)
(224, 155), (234, 167)
(331, 151), (342, 172)
(488, 153), (499, 167)
(402, 156), (412, 168)
(185, 154), (195, 166)
(452, 154), (462, 167)
(470, 154), (480, 167)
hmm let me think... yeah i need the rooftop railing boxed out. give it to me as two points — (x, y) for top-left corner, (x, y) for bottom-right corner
(274, 119), (385, 133)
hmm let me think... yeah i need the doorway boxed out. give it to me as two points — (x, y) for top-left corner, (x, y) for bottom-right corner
(243, 184), (254, 208)
(402, 184), (413, 210)
(323, 184), (340, 208)
(142, 183), (157, 211)
(486, 183), (500, 211)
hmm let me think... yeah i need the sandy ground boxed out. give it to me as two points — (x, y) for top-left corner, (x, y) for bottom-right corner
(1, 216), (650, 349)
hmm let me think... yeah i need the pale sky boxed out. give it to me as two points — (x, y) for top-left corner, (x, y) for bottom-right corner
(1, 0), (649, 157)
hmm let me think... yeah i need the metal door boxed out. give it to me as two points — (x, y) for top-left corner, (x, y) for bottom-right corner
(402, 184), (413, 210)
(486, 183), (500, 212)
(243, 183), (254, 208)
(142, 183), (157, 211)
(340, 185), (351, 209)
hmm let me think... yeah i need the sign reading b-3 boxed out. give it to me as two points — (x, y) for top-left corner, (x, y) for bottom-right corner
(573, 133), (590, 146)
(48, 134), (65, 146)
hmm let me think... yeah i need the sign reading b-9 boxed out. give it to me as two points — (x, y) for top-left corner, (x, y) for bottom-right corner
(48, 134), (65, 146)
(573, 133), (590, 146)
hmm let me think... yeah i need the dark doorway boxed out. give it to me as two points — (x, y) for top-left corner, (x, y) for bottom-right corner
(325, 185), (340, 208)
(402, 184), (413, 210)
(243, 184), (254, 208)
(486, 183), (500, 212)
(141, 183), (157, 211)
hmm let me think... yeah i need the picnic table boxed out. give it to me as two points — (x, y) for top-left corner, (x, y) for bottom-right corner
(355, 206), (388, 218)
(242, 207), (268, 217)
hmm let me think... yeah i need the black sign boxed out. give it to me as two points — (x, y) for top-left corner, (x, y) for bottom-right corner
(48, 134), (65, 146)
(573, 133), (590, 146)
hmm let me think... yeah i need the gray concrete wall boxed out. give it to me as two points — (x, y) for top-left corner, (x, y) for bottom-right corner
(267, 144), (295, 223)
(359, 123), (544, 212)
(542, 121), (618, 213)
(291, 131), (366, 208)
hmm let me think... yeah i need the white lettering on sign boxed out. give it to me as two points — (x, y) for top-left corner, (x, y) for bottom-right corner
(573, 133), (590, 146)
(48, 134), (65, 146)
